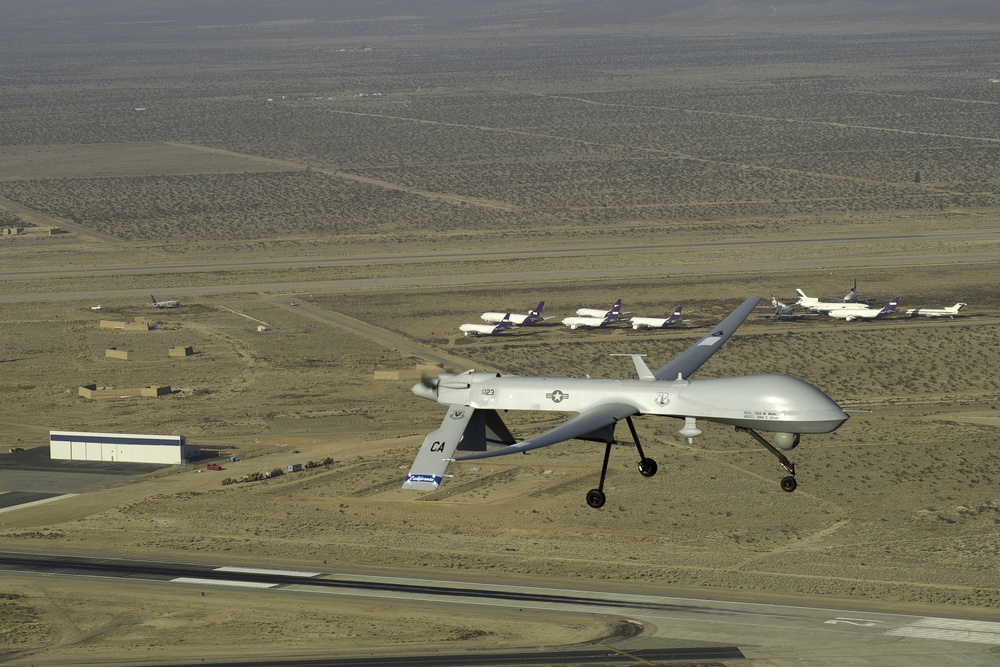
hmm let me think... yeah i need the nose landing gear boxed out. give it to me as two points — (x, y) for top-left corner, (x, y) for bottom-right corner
(735, 426), (798, 493)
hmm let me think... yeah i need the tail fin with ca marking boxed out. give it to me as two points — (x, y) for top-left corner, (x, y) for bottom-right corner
(403, 407), (516, 490)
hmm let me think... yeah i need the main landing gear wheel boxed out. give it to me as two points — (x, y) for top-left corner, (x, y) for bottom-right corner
(638, 458), (658, 477)
(583, 416), (654, 509)
(780, 476), (797, 493)
(586, 489), (607, 509)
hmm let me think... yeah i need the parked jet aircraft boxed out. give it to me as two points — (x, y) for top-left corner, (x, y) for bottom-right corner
(794, 289), (868, 313)
(405, 297), (849, 508)
(628, 306), (684, 330)
(576, 298), (629, 318)
(827, 297), (899, 321)
(481, 301), (551, 325)
(765, 293), (807, 320)
(561, 298), (623, 329)
(905, 303), (967, 318)
(460, 314), (514, 337)
(841, 277), (871, 303)
(150, 295), (180, 308)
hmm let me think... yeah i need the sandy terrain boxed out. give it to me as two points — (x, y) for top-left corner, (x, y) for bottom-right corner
(1, 218), (999, 663)
(2, 3), (1000, 663)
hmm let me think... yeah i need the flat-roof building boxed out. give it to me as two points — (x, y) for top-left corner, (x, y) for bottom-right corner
(49, 430), (195, 464)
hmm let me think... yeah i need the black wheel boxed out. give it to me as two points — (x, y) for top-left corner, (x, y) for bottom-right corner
(780, 476), (797, 493)
(637, 458), (658, 478)
(586, 488), (606, 508)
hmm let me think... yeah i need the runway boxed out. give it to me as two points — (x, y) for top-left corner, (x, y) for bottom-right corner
(2, 229), (998, 281)
(0, 231), (998, 304)
(2, 551), (998, 666)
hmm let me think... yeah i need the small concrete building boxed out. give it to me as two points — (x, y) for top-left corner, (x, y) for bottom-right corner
(49, 430), (195, 464)
(100, 320), (151, 332)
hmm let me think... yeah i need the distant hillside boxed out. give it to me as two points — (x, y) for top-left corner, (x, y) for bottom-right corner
(664, 0), (1000, 24)
(2, 0), (998, 30)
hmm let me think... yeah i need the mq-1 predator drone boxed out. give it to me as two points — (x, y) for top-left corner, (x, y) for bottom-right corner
(405, 297), (848, 508)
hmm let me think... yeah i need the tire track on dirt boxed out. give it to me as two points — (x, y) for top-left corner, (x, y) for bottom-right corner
(259, 295), (487, 374)
(164, 141), (517, 212)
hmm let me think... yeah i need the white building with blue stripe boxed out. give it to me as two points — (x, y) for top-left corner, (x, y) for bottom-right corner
(49, 430), (195, 464)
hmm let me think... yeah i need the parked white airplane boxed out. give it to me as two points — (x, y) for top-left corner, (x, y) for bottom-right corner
(562, 299), (623, 329)
(794, 289), (868, 313)
(482, 301), (551, 325)
(628, 306), (684, 330)
(151, 295), (180, 308)
(905, 303), (967, 318)
(576, 298), (629, 318)
(90, 305), (102, 311)
(827, 297), (899, 321)
(841, 277), (869, 303)
(460, 314), (514, 337)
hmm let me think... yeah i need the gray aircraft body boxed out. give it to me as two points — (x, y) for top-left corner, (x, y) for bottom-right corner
(405, 297), (849, 508)
(150, 294), (180, 308)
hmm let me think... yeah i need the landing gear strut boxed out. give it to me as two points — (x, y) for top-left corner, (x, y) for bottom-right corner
(586, 416), (657, 508)
(735, 426), (798, 493)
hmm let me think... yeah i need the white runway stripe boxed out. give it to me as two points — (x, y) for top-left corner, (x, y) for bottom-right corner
(215, 566), (322, 578)
(0, 493), (78, 514)
(171, 577), (278, 589)
(885, 617), (1000, 644)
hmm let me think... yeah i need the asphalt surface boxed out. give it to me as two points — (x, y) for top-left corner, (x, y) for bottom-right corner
(2, 229), (999, 281)
(1, 231), (998, 304)
(2, 551), (1000, 666)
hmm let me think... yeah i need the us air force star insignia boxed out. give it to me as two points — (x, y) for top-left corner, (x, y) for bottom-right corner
(546, 390), (569, 403)
(655, 393), (670, 407)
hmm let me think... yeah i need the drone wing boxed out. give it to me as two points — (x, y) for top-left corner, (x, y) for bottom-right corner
(455, 402), (637, 461)
(654, 297), (760, 381)
(455, 297), (761, 462)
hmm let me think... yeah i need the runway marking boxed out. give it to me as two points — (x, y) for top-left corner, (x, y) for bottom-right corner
(0, 492), (78, 514)
(215, 566), (322, 578)
(170, 577), (278, 589)
(884, 617), (1000, 644)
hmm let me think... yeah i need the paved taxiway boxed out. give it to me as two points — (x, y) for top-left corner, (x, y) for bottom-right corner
(2, 230), (999, 281)
(1, 251), (998, 305)
(2, 551), (998, 666)
(1, 231), (998, 304)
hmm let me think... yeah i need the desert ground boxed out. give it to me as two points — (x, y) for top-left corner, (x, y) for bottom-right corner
(2, 2), (1000, 664)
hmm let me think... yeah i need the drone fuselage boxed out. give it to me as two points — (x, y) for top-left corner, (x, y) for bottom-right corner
(415, 371), (847, 435)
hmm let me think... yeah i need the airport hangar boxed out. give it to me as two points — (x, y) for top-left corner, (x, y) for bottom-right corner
(49, 430), (198, 465)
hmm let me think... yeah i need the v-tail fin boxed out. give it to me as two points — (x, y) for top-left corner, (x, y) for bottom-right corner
(402, 408), (516, 490)
(403, 406), (473, 490)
